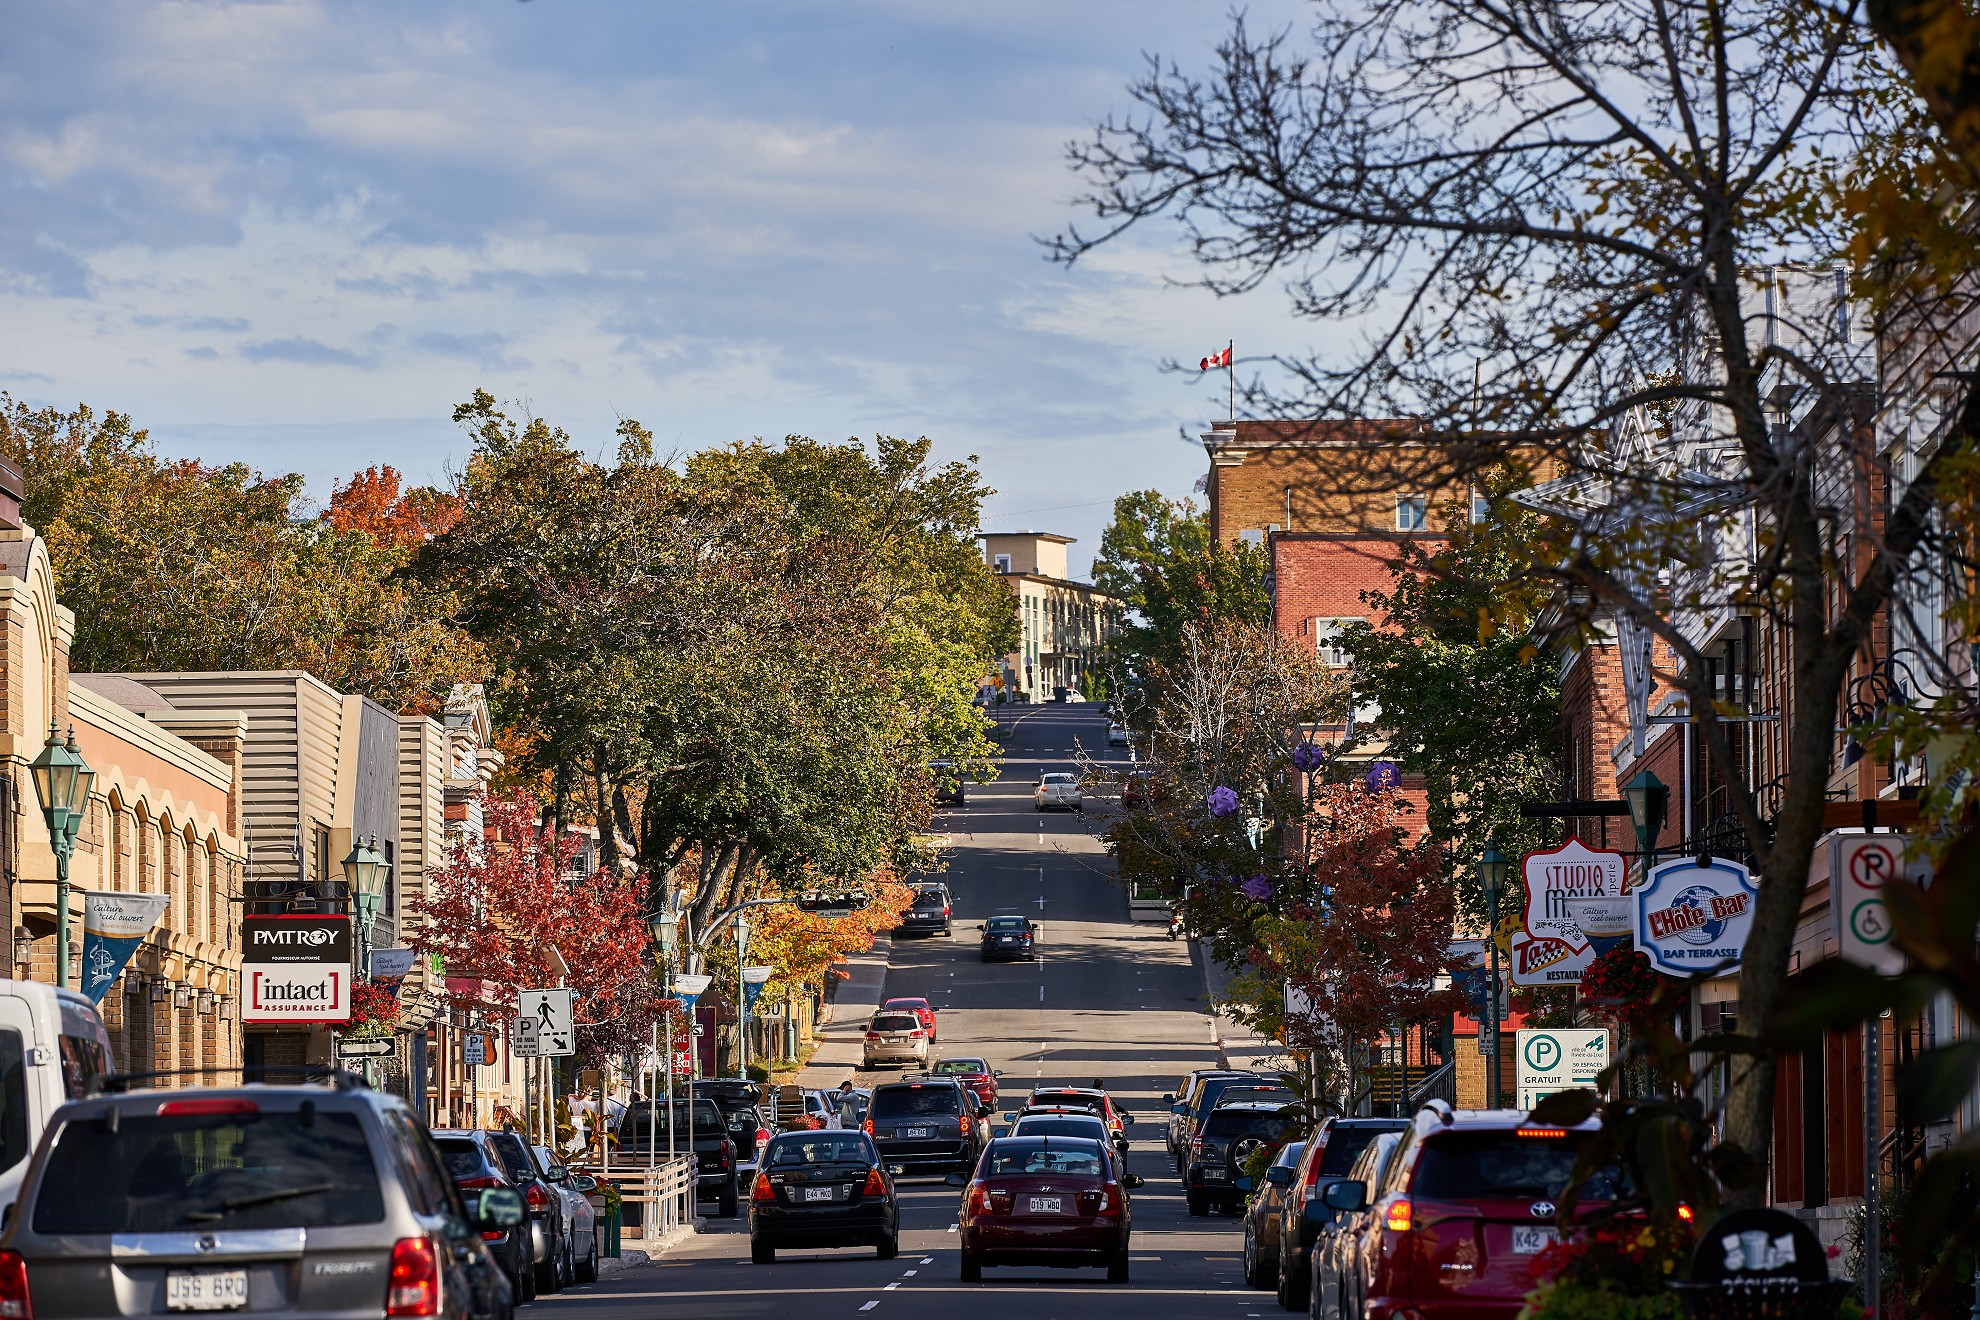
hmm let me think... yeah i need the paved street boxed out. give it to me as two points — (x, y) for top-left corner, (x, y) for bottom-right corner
(541, 704), (1259, 1318)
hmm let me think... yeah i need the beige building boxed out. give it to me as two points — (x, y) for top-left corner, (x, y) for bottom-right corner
(979, 532), (1124, 702)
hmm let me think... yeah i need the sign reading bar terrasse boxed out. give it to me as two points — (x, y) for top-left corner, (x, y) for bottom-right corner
(1631, 857), (1758, 975)
(242, 914), (352, 1023)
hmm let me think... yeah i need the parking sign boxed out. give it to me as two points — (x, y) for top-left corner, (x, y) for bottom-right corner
(1515, 1027), (1610, 1109)
(1830, 834), (1925, 976)
(515, 988), (576, 1058)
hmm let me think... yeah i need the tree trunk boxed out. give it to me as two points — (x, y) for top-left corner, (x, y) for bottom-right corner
(592, 747), (620, 878)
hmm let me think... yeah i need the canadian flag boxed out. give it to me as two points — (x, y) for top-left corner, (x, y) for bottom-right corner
(1199, 346), (1231, 370)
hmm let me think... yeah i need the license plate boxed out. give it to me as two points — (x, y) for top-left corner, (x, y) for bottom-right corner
(1202, 1169), (1228, 1181)
(903, 1127), (932, 1138)
(803, 1186), (836, 1202)
(1512, 1226), (1559, 1254)
(167, 1269), (249, 1312)
(1027, 1196), (1062, 1213)
(885, 1036), (905, 1044)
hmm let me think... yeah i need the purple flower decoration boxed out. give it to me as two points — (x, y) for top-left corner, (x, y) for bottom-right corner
(1241, 874), (1274, 901)
(1208, 786), (1241, 817)
(1290, 742), (1327, 773)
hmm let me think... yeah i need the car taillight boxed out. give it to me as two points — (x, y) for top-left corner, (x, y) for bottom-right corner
(910, 1029), (927, 1038)
(1676, 1202), (1694, 1222)
(755, 1128), (771, 1148)
(862, 1119), (874, 1135)
(386, 1237), (441, 1317)
(752, 1173), (775, 1202)
(456, 1175), (505, 1191)
(943, 906), (951, 916)
(1516, 1127), (1568, 1138)
(1189, 1134), (1203, 1155)
(0, 1250), (30, 1320)
(863, 1168), (887, 1196)
(866, 1032), (882, 1040)
(720, 1138), (735, 1166)
(524, 1183), (552, 1212)
(1384, 1198), (1413, 1232)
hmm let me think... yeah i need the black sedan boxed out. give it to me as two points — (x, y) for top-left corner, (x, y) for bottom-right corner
(979, 914), (1038, 961)
(749, 1130), (900, 1262)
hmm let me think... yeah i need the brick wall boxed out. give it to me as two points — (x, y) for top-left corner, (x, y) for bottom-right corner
(1271, 534), (1445, 644)
(1560, 645), (1637, 803)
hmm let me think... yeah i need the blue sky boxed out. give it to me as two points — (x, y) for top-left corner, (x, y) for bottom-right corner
(0, 1), (1309, 575)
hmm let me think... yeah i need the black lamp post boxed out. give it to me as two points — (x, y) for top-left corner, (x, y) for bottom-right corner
(341, 835), (389, 980)
(1476, 837), (1510, 1108)
(29, 724), (96, 990)
(1623, 770), (1669, 861)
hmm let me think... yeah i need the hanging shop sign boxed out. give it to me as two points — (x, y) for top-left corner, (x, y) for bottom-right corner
(241, 914), (353, 1023)
(1508, 930), (1599, 986)
(1631, 856), (1759, 975)
(1521, 839), (1626, 951)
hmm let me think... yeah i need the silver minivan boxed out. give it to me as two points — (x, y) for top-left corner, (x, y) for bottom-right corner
(0, 1076), (524, 1320)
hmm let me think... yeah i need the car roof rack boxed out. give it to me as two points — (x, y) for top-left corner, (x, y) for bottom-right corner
(86, 1065), (371, 1097)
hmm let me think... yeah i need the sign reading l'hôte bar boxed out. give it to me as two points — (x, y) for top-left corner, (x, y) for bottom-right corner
(1631, 857), (1758, 975)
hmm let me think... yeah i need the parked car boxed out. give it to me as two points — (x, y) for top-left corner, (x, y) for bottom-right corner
(898, 884), (954, 937)
(483, 1127), (572, 1292)
(749, 1129), (900, 1262)
(1176, 1073), (1289, 1174)
(1186, 1101), (1299, 1215)
(1276, 1117), (1408, 1311)
(0, 983), (112, 1210)
(431, 1127), (543, 1303)
(1243, 1140), (1307, 1289)
(1164, 1070), (1253, 1165)
(882, 996), (939, 1041)
(1322, 1103), (1624, 1320)
(4, 1077), (525, 1320)
(619, 1096), (742, 1216)
(1034, 771), (1085, 811)
(691, 1078), (772, 1172)
(863, 1011), (931, 1069)
(930, 1056), (1001, 1109)
(1107, 722), (1129, 745)
(950, 1136), (1142, 1282)
(530, 1143), (601, 1284)
(979, 914), (1040, 960)
(930, 760), (969, 807)
(1310, 1132), (1405, 1320)
(865, 1078), (980, 1174)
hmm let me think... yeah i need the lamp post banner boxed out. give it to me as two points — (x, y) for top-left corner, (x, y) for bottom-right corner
(78, 892), (171, 1004)
(369, 948), (417, 996)
(1631, 857), (1759, 974)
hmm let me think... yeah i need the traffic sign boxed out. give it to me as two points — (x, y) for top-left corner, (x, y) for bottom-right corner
(516, 988), (576, 1058)
(335, 1038), (394, 1059)
(1515, 1027), (1609, 1109)
(463, 1031), (493, 1067)
(1830, 833), (1925, 975)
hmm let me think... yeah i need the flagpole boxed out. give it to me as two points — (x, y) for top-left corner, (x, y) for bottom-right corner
(1227, 339), (1235, 422)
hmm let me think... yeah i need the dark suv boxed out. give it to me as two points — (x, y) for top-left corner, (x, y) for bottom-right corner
(437, 1126), (569, 1296)
(898, 884), (954, 937)
(1187, 1101), (1298, 1215)
(621, 1097), (741, 1216)
(0, 1077), (524, 1320)
(866, 1079), (979, 1174)
(1324, 1103), (1620, 1320)
(431, 1128), (543, 1304)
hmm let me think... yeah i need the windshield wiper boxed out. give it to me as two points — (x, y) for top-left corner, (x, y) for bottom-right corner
(182, 1181), (335, 1223)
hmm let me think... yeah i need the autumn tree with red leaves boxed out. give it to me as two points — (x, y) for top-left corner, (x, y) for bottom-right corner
(411, 788), (667, 1066)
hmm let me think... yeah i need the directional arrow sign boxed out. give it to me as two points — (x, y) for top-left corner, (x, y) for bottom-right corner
(335, 1038), (394, 1059)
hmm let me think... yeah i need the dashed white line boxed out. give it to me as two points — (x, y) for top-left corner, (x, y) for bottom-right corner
(884, 1284), (900, 1291)
(902, 1270), (917, 1277)
(861, 1302), (880, 1311)
(919, 1257), (934, 1264)
(947, 1223), (959, 1233)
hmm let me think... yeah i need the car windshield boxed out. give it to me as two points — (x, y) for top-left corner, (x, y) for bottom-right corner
(1412, 1130), (1628, 1200)
(1012, 1118), (1107, 1139)
(886, 1001), (929, 1012)
(933, 1059), (988, 1075)
(987, 1141), (1105, 1177)
(871, 1087), (960, 1119)
(986, 918), (1027, 932)
(913, 892), (945, 906)
(1319, 1126), (1387, 1175)
(35, 1109), (385, 1234)
(1204, 1110), (1296, 1141)
(871, 1014), (919, 1032)
(767, 1134), (873, 1166)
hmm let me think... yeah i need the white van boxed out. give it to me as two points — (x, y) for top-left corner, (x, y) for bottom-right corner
(0, 981), (112, 1208)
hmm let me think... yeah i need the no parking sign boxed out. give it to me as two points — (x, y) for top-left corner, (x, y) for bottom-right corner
(1829, 834), (1925, 976)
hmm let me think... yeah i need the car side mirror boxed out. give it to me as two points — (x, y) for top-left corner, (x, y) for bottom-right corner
(944, 1172), (969, 1187)
(569, 1175), (599, 1194)
(1170, 1104), (1188, 1115)
(888, 1164), (906, 1176)
(474, 1187), (528, 1230)
(1265, 1166), (1293, 1187)
(1124, 1174), (1145, 1189)
(1121, 1113), (1136, 1127)
(976, 924), (987, 931)
(1001, 1111), (1017, 1123)
(1161, 1093), (1175, 1105)
(1321, 1180), (1367, 1213)
(544, 1165), (569, 1183)
(992, 1070), (1003, 1078)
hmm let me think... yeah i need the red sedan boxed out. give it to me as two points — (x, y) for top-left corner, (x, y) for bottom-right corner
(883, 997), (938, 1041)
(950, 1136), (1142, 1283)
(931, 1056), (1000, 1109)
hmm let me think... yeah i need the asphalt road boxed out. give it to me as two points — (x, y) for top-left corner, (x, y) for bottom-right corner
(537, 704), (1269, 1320)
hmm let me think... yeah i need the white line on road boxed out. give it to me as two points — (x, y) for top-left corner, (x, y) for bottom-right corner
(902, 1270), (917, 1277)
(1038, 984), (1045, 1001)
(862, 1302), (880, 1311)
(884, 1284), (900, 1291)
(920, 1258), (934, 1264)
(947, 1223), (958, 1232)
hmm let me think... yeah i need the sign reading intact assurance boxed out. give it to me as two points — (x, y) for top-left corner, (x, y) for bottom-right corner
(242, 914), (352, 1023)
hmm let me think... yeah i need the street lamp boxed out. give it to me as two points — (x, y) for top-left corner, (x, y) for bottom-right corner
(1476, 837), (1510, 1109)
(29, 724), (96, 990)
(1623, 770), (1669, 859)
(341, 835), (389, 978)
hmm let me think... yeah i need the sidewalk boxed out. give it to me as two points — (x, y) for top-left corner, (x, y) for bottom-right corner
(1193, 937), (1288, 1074)
(796, 934), (892, 1088)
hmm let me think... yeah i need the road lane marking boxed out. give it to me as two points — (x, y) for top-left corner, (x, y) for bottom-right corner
(920, 1257), (934, 1264)
(902, 1270), (917, 1277)
(947, 1223), (958, 1232)
(1038, 985), (1045, 1001)
(862, 1302), (880, 1311)
(884, 1284), (900, 1291)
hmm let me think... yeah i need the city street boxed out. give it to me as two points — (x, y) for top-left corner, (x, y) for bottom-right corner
(540, 704), (1254, 1317)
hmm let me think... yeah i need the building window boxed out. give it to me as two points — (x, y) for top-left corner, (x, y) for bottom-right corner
(1397, 496), (1428, 531)
(1239, 528), (1265, 546)
(993, 554), (1012, 574)
(1311, 617), (1365, 669)
(1471, 492), (1489, 524)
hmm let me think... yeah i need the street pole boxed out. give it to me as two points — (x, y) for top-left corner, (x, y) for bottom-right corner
(53, 846), (71, 990)
(1867, 1011), (1882, 1319)
(1485, 887), (1502, 1108)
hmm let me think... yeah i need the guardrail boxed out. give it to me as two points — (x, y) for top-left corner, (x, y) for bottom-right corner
(576, 1154), (697, 1247)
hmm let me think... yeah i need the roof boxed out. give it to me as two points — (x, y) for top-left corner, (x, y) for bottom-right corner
(978, 530), (1077, 543)
(71, 673), (178, 715)
(1203, 419), (1426, 448)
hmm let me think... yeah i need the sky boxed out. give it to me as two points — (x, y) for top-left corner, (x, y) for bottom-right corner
(0, 1), (1311, 578)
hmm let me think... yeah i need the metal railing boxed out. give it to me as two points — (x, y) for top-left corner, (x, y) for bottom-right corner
(1407, 1060), (1456, 1109)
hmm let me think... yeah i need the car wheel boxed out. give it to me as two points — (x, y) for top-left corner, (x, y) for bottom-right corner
(515, 1263), (536, 1306)
(752, 1239), (775, 1264)
(960, 1251), (983, 1282)
(1277, 1253), (1305, 1310)
(1243, 1225), (1263, 1287)
(719, 1178), (740, 1218)
(876, 1234), (899, 1260)
(576, 1235), (599, 1284)
(1186, 1193), (1207, 1216)
(1107, 1252), (1130, 1284)
(535, 1252), (560, 1295)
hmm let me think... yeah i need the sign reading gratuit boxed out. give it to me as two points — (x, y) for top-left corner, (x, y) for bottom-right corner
(242, 914), (352, 1023)
(1631, 857), (1759, 975)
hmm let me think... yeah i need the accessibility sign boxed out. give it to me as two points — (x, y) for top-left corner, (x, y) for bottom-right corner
(1515, 1027), (1609, 1109)
(1829, 833), (1925, 976)
(516, 988), (576, 1058)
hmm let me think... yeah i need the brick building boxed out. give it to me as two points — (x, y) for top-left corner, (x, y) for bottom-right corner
(1202, 419), (1473, 546)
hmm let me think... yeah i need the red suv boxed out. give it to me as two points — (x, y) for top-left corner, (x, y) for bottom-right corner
(883, 997), (938, 1040)
(1321, 1102), (1621, 1319)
